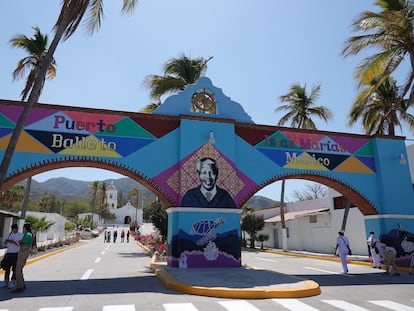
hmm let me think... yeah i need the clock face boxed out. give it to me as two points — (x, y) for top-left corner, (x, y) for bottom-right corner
(191, 91), (216, 114)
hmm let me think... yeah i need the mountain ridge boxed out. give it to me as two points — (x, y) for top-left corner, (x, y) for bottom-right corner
(25, 177), (278, 209)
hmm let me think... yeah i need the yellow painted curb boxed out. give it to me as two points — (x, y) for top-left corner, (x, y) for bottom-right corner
(150, 256), (321, 299)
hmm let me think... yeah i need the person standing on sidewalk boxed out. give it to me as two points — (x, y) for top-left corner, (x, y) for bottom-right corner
(367, 230), (381, 268)
(3, 224), (23, 289)
(335, 230), (350, 274)
(11, 223), (33, 293)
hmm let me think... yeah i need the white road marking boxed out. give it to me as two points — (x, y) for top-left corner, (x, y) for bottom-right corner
(369, 300), (414, 311)
(219, 300), (261, 311)
(101, 251), (105, 255)
(255, 257), (279, 263)
(322, 300), (371, 311)
(103, 305), (136, 311)
(39, 308), (74, 311)
(272, 298), (319, 310)
(163, 303), (198, 311)
(95, 257), (102, 263)
(80, 269), (93, 280)
(304, 266), (354, 276)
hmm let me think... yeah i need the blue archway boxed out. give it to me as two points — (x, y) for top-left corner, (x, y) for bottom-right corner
(1, 77), (413, 267)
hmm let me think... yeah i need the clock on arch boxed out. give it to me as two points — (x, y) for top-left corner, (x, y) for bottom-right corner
(191, 90), (216, 114)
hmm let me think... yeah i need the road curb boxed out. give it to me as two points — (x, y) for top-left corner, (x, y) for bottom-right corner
(150, 255), (321, 299)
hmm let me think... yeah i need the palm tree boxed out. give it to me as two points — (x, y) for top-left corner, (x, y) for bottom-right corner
(129, 186), (145, 225)
(97, 181), (108, 224)
(88, 181), (99, 228)
(10, 27), (57, 222)
(276, 83), (332, 250)
(140, 102), (160, 114)
(348, 77), (414, 135)
(0, 0), (139, 189)
(10, 27), (57, 100)
(144, 54), (213, 102)
(342, 0), (414, 114)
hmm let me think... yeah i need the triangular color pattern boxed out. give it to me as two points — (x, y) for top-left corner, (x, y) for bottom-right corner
(255, 131), (301, 150)
(58, 135), (121, 157)
(0, 131), (52, 153)
(102, 117), (156, 139)
(283, 152), (328, 171)
(281, 131), (326, 150)
(333, 156), (374, 173)
(0, 114), (16, 128)
(354, 140), (374, 156)
(64, 111), (124, 134)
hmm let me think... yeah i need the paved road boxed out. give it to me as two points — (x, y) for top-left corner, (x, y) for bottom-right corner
(0, 226), (413, 311)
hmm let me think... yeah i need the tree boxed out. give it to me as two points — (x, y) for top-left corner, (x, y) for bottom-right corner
(25, 215), (55, 250)
(241, 213), (265, 248)
(291, 183), (329, 201)
(144, 54), (213, 102)
(276, 83), (332, 250)
(257, 234), (270, 250)
(148, 201), (168, 243)
(0, 184), (25, 211)
(342, 0), (414, 117)
(97, 181), (108, 224)
(88, 180), (99, 228)
(0, 0), (139, 189)
(140, 102), (160, 113)
(347, 76), (414, 135)
(10, 26), (57, 100)
(129, 186), (145, 225)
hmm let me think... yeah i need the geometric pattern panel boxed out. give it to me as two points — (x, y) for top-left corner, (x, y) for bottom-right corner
(256, 130), (375, 173)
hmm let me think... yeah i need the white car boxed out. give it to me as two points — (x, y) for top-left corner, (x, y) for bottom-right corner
(77, 228), (99, 239)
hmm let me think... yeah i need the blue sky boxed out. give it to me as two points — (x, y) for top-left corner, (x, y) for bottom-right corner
(0, 1), (411, 201)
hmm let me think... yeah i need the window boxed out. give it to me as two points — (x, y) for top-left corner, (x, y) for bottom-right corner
(309, 215), (317, 223)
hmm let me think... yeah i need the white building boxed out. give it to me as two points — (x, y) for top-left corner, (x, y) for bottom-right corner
(78, 181), (143, 227)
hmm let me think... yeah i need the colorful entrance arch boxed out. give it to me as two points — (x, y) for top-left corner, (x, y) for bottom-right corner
(1, 77), (413, 267)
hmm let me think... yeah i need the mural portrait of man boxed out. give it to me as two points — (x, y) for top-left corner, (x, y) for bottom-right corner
(181, 157), (237, 208)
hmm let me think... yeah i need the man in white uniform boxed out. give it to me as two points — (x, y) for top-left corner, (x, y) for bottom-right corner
(3, 224), (23, 289)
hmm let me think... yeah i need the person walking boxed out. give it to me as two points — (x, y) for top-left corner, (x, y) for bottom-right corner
(120, 230), (125, 243)
(126, 230), (130, 243)
(11, 223), (33, 293)
(3, 224), (23, 289)
(367, 230), (381, 268)
(335, 230), (350, 274)
(376, 240), (400, 276)
(113, 230), (118, 243)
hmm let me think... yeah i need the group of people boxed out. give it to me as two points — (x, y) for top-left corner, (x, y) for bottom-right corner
(1, 223), (33, 293)
(104, 229), (129, 243)
(335, 229), (402, 276)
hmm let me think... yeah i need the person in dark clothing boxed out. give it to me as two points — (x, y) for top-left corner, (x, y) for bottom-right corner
(181, 157), (236, 208)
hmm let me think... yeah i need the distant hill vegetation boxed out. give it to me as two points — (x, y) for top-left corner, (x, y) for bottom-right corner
(26, 177), (278, 208)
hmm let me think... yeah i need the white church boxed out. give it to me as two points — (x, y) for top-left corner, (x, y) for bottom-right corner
(79, 181), (143, 227)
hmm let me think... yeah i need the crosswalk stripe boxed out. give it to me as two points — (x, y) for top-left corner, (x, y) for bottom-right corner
(368, 300), (414, 311)
(322, 300), (370, 311)
(38, 308), (73, 311)
(272, 298), (319, 311)
(102, 305), (135, 311)
(163, 303), (198, 311)
(219, 300), (261, 311)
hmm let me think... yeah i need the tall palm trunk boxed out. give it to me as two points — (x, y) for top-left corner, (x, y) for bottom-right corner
(0, 7), (71, 189)
(280, 179), (288, 251)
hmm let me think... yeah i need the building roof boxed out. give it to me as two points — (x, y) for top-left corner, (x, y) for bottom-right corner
(264, 207), (330, 223)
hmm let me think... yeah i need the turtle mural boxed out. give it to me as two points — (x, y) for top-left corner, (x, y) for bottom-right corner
(167, 209), (241, 268)
(191, 217), (225, 246)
